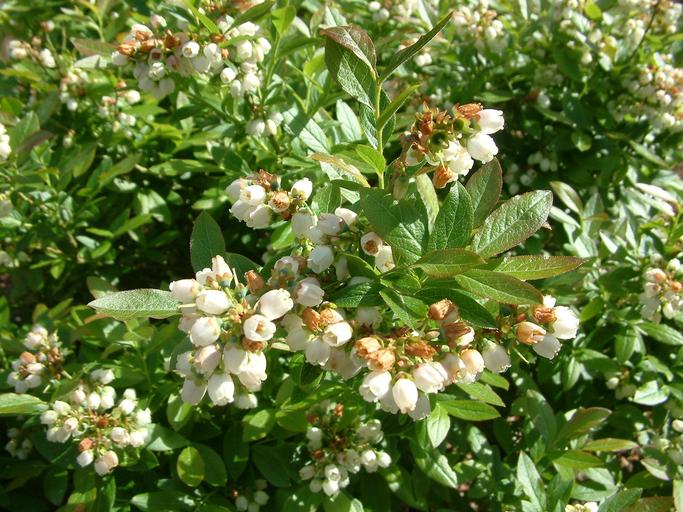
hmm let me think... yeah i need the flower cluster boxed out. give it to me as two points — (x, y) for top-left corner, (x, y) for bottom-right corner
(298, 403), (391, 497)
(6, 38), (56, 68)
(639, 260), (683, 322)
(7, 325), (64, 393)
(230, 480), (270, 512)
(513, 296), (580, 359)
(111, 9), (270, 99)
(227, 172), (312, 229)
(451, 0), (508, 53)
(0, 123), (11, 162)
(40, 369), (152, 475)
(401, 103), (505, 188)
(4, 428), (32, 460)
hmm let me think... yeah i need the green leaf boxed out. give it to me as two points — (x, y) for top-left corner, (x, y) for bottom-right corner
(416, 287), (496, 327)
(471, 191), (553, 258)
(454, 269), (543, 304)
(177, 446), (205, 487)
(224, 252), (260, 280)
(377, 85), (419, 131)
(410, 441), (458, 488)
(88, 289), (179, 321)
(336, 100), (363, 141)
(437, 396), (500, 421)
(192, 444), (227, 487)
(598, 489), (642, 512)
(428, 183), (474, 250)
(284, 108), (330, 153)
(412, 248), (484, 277)
(323, 492), (365, 512)
(271, 5), (296, 34)
(456, 382), (505, 407)
(557, 407), (611, 443)
(131, 491), (194, 511)
(549, 181), (583, 214)
(517, 452), (546, 509)
(329, 281), (384, 307)
(229, 0), (275, 29)
(147, 425), (189, 451)
(252, 445), (291, 488)
(553, 450), (603, 469)
(223, 425), (249, 479)
(424, 404), (450, 448)
(190, 211), (226, 273)
(379, 11), (453, 81)
(355, 145), (386, 174)
(0, 393), (47, 416)
(380, 289), (428, 329)
(415, 174), (439, 228)
(322, 26), (377, 109)
(525, 390), (557, 444)
(638, 322), (683, 346)
(166, 394), (193, 431)
(493, 255), (584, 280)
(242, 409), (276, 442)
(185, 1), (220, 33)
(583, 438), (638, 452)
(465, 158), (503, 227)
(361, 189), (428, 264)
(312, 183), (342, 213)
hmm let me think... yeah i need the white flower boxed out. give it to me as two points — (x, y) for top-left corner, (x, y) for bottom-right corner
(467, 132), (498, 163)
(220, 67), (237, 84)
(392, 378), (418, 413)
(322, 478), (340, 496)
(375, 245), (395, 272)
(360, 232), (383, 256)
(208, 373), (235, 405)
(533, 334), (562, 359)
(552, 306), (579, 339)
(361, 449), (378, 471)
(356, 307), (382, 328)
(129, 430), (148, 447)
(408, 393), (431, 420)
(53, 401), (71, 415)
(118, 398), (136, 415)
(243, 314), (276, 342)
(440, 353), (468, 385)
(442, 140), (474, 177)
(482, 344), (511, 373)
(181, 379), (206, 405)
(181, 41), (200, 58)
(291, 178), (313, 200)
(212, 255), (233, 283)
(235, 393), (258, 409)
(295, 277), (325, 307)
(246, 204), (272, 229)
(226, 178), (247, 201)
(77, 450), (94, 467)
(317, 214), (343, 236)
(111, 51), (128, 66)
(196, 290), (230, 315)
(322, 321), (353, 347)
(286, 327), (311, 351)
(241, 185), (267, 206)
(412, 362), (448, 393)
(39, 49), (56, 68)
(305, 338), (331, 365)
(92, 369), (115, 385)
(223, 345), (249, 374)
(195, 344), (221, 374)
(377, 451), (392, 468)
(246, 119), (265, 136)
(243, 73), (260, 92)
(190, 316), (221, 346)
(516, 321), (546, 345)
(360, 371), (392, 402)
(292, 212), (316, 237)
(40, 410), (58, 425)
(460, 349), (485, 377)
(308, 245), (335, 273)
(335, 207), (358, 227)
(258, 289), (294, 320)
(235, 40), (253, 60)
(94, 450), (119, 475)
(136, 408), (152, 425)
(236, 352), (268, 391)
(110, 426), (130, 445)
(477, 109), (505, 134)
(169, 279), (199, 303)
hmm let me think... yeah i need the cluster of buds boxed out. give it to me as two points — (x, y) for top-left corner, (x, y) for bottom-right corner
(227, 174), (313, 229)
(451, 0), (508, 53)
(5, 38), (56, 68)
(40, 370), (152, 475)
(299, 403), (391, 497)
(639, 260), (683, 322)
(230, 480), (270, 512)
(99, 87), (144, 136)
(0, 123), (10, 162)
(7, 325), (64, 393)
(513, 296), (580, 359)
(58, 68), (89, 112)
(111, 8), (270, 100)
(4, 428), (32, 460)
(565, 502), (598, 512)
(245, 111), (284, 137)
(401, 104), (504, 188)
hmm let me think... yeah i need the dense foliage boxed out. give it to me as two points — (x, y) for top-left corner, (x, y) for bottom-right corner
(1, 0), (682, 511)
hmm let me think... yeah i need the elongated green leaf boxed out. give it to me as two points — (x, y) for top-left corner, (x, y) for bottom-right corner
(557, 407), (611, 443)
(550, 181), (583, 214)
(472, 191), (553, 258)
(379, 12), (453, 81)
(456, 383), (504, 407)
(361, 190), (428, 264)
(88, 289), (179, 321)
(329, 282), (384, 307)
(0, 393), (47, 416)
(252, 445), (292, 488)
(190, 211), (226, 272)
(185, 1), (220, 33)
(377, 85), (419, 130)
(413, 249), (484, 277)
(638, 322), (683, 346)
(598, 489), (642, 512)
(428, 183), (473, 250)
(525, 389), (557, 444)
(454, 269), (543, 304)
(192, 444), (227, 487)
(517, 452), (546, 509)
(415, 287), (496, 327)
(582, 438), (638, 452)
(553, 450), (603, 469)
(320, 26), (376, 73)
(224, 252), (260, 279)
(465, 158), (502, 227)
(177, 446), (204, 487)
(380, 289), (428, 329)
(493, 255), (584, 280)
(409, 441), (458, 488)
(229, 0), (275, 28)
(423, 404), (450, 448)
(312, 183), (342, 213)
(437, 396), (500, 420)
(271, 6), (296, 34)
